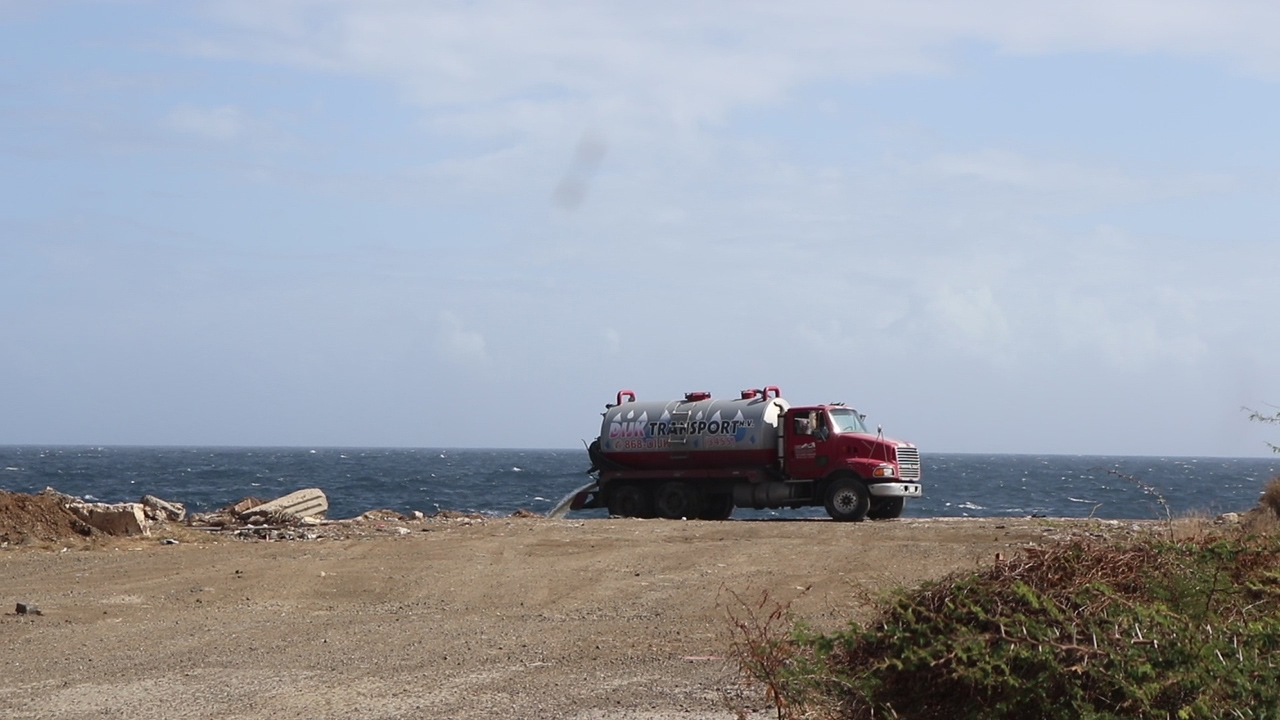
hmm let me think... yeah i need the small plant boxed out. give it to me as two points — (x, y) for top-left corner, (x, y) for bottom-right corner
(722, 586), (815, 720)
(1102, 467), (1173, 536)
(1244, 405), (1280, 454)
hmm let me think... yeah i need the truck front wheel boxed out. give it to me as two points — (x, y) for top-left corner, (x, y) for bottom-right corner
(608, 485), (653, 518)
(824, 477), (870, 522)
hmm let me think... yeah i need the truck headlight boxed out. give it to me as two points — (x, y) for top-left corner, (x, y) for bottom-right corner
(872, 464), (896, 478)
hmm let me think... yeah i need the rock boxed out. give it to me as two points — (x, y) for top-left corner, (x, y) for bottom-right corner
(39, 487), (78, 503)
(1216, 512), (1241, 525)
(359, 509), (406, 522)
(16, 602), (42, 616)
(66, 502), (150, 537)
(432, 510), (486, 521)
(141, 495), (186, 522)
(188, 511), (236, 528)
(222, 497), (266, 515)
(238, 489), (328, 523)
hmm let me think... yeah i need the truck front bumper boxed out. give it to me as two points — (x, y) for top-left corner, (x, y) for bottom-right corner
(869, 482), (923, 498)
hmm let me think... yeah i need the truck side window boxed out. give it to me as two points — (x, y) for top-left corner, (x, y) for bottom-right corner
(811, 411), (829, 441)
(794, 418), (812, 435)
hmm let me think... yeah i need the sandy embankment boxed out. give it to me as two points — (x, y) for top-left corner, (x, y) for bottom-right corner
(0, 515), (1157, 720)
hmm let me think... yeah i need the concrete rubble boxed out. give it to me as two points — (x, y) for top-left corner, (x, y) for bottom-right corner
(17, 486), (542, 543)
(238, 488), (328, 524)
(67, 500), (150, 537)
(141, 495), (186, 522)
(35, 487), (153, 537)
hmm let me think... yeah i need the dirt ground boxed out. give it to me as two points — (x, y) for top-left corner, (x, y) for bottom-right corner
(0, 491), (96, 545)
(0, 512), (1161, 720)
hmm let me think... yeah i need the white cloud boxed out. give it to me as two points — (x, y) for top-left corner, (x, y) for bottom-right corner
(164, 104), (247, 141)
(192, 0), (1280, 134)
(927, 284), (1012, 357)
(925, 150), (1236, 208)
(159, 2), (1252, 253)
(1054, 293), (1207, 369)
(437, 311), (489, 366)
(602, 327), (621, 355)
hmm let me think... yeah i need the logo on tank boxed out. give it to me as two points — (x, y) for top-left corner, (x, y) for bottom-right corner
(607, 410), (650, 439)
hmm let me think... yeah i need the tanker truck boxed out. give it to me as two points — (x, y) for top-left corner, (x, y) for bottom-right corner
(572, 386), (922, 521)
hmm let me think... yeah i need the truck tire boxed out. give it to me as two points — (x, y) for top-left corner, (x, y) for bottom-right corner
(654, 482), (699, 520)
(697, 493), (734, 521)
(824, 476), (870, 522)
(608, 484), (653, 518)
(867, 496), (904, 520)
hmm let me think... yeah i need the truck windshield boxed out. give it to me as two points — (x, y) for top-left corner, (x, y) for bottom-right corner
(828, 408), (869, 434)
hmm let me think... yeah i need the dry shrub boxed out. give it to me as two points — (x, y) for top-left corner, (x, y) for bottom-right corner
(1262, 475), (1280, 517)
(1241, 475), (1280, 535)
(722, 586), (815, 720)
(1241, 509), (1280, 535)
(1169, 511), (1217, 542)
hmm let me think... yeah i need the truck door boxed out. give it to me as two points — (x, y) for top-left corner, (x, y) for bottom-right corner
(783, 408), (834, 480)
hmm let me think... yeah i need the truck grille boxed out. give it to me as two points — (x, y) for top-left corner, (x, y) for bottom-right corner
(895, 446), (921, 479)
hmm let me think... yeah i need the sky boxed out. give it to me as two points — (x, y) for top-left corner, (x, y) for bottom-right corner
(1, 1), (1278, 455)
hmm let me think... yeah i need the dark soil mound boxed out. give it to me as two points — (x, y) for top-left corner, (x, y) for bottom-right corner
(0, 490), (94, 545)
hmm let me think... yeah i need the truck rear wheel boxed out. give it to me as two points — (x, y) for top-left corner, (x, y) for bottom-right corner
(824, 476), (870, 522)
(867, 496), (904, 520)
(697, 493), (734, 521)
(654, 482), (699, 519)
(608, 485), (653, 518)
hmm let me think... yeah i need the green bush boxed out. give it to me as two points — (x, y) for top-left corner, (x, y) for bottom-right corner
(744, 536), (1280, 719)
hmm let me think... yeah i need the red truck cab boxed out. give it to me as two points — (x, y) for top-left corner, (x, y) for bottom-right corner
(783, 405), (922, 520)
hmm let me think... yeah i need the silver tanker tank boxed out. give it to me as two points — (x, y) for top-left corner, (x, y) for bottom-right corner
(598, 387), (789, 470)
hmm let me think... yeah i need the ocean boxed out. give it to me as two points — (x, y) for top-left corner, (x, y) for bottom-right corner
(1, 446), (1277, 521)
